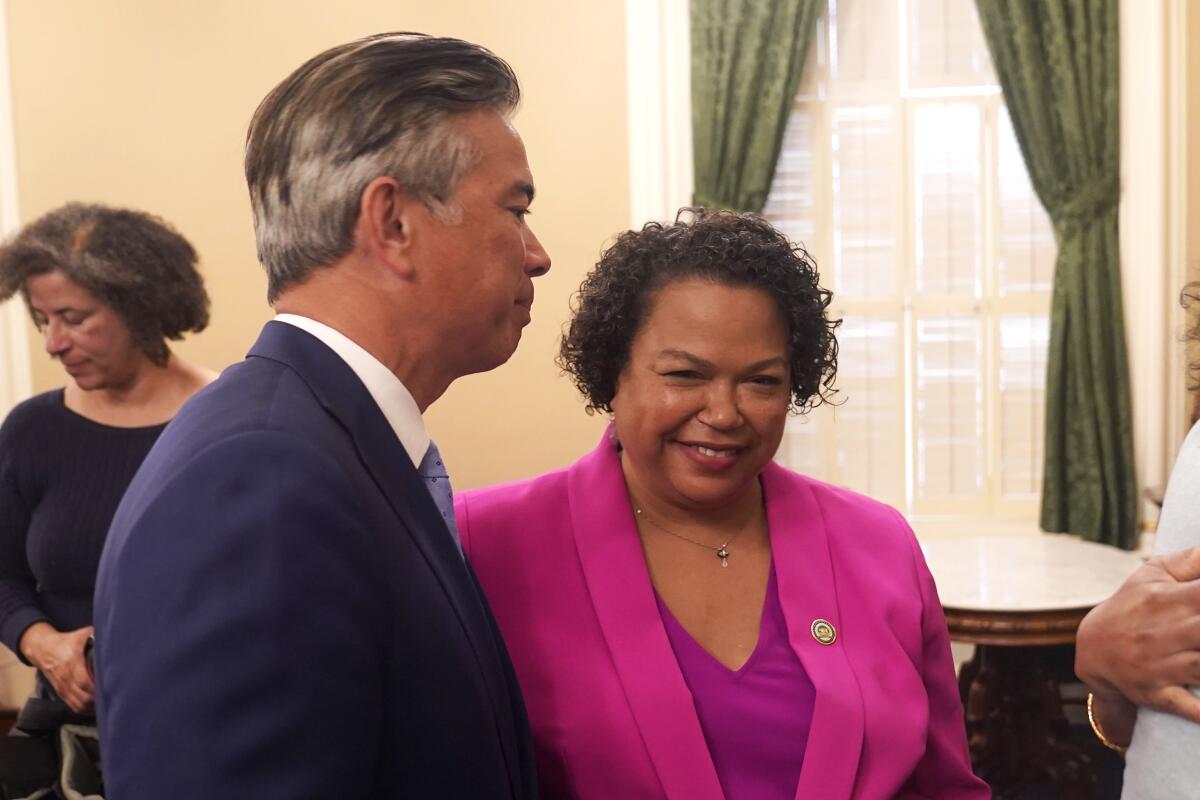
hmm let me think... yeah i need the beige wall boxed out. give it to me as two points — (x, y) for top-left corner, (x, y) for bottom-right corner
(7, 0), (622, 488)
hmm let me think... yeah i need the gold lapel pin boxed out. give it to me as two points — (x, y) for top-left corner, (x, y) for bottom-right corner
(810, 618), (837, 645)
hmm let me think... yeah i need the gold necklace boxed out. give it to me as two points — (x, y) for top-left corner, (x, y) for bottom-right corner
(633, 507), (749, 568)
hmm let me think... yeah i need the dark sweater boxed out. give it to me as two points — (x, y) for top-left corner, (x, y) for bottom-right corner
(0, 389), (165, 662)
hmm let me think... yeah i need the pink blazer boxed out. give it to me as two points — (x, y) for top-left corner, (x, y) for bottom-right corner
(456, 434), (989, 800)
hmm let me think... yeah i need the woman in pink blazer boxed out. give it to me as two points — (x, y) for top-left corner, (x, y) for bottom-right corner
(457, 210), (988, 800)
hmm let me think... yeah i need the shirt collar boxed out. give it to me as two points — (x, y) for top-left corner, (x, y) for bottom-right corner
(274, 313), (429, 468)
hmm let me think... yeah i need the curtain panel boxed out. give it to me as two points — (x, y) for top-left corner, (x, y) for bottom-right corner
(975, 0), (1136, 548)
(690, 0), (821, 213)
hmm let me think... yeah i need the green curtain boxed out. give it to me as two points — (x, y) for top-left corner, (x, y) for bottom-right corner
(975, 0), (1136, 548)
(691, 0), (822, 212)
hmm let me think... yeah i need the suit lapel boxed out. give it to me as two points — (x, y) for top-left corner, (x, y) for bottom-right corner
(760, 463), (866, 800)
(567, 434), (724, 800)
(248, 321), (524, 797)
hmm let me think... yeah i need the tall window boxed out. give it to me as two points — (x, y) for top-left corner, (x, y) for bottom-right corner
(765, 0), (1054, 522)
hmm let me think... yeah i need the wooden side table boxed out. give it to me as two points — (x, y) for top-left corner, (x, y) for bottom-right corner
(922, 535), (1143, 799)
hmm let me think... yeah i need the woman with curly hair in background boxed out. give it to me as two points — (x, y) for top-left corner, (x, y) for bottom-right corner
(0, 203), (214, 726)
(456, 209), (987, 799)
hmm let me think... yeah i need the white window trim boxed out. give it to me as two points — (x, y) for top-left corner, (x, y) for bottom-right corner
(0, 0), (29, 416)
(623, 0), (693, 228)
(1121, 0), (1189, 538)
(626, 0), (1186, 533)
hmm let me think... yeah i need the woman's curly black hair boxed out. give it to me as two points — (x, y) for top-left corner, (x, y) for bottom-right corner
(558, 208), (839, 415)
(0, 202), (210, 366)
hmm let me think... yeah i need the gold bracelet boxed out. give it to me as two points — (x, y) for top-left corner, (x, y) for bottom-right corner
(1087, 692), (1130, 754)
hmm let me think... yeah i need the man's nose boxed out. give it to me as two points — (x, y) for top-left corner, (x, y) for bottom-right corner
(525, 227), (551, 277)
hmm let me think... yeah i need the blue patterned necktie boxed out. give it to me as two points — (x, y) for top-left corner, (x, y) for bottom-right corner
(418, 441), (462, 553)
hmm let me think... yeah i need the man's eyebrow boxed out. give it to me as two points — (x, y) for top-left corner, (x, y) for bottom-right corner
(511, 180), (535, 203)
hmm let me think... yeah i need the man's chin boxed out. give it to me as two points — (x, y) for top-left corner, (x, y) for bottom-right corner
(462, 337), (521, 377)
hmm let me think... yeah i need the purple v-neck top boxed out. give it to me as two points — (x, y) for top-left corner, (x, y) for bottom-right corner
(655, 566), (815, 800)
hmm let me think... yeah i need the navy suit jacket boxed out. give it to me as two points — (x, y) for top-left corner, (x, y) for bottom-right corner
(94, 321), (536, 799)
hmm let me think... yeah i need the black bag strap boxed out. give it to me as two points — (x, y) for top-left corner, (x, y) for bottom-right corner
(14, 697), (72, 737)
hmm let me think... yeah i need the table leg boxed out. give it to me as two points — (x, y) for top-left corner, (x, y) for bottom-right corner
(958, 645), (981, 706)
(961, 644), (1094, 799)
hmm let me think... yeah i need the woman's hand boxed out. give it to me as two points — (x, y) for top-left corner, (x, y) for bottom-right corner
(18, 622), (95, 713)
(1075, 547), (1200, 743)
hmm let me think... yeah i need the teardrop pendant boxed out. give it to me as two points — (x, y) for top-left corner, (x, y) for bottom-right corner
(717, 547), (730, 567)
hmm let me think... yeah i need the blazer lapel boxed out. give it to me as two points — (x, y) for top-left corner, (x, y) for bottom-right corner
(248, 321), (524, 797)
(761, 463), (866, 800)
(567, 433), (724, 800)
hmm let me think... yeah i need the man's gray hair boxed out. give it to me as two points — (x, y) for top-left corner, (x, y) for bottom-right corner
(245, 32), (520, 302)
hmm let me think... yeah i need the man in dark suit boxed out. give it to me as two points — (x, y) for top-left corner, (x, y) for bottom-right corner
(93, 33), (550, 798)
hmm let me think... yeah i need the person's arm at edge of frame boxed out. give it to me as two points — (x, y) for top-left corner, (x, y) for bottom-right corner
(0, 406), (94, 711)
(1075, 546), (1200, 749)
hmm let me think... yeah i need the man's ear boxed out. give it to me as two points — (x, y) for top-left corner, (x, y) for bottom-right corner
(356, 176), (423, 280)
